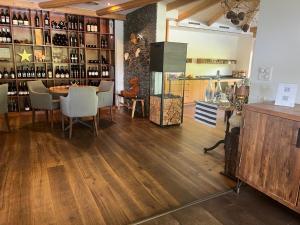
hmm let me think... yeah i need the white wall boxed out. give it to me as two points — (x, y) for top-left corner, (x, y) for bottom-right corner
(156, 2), (167, 42)
(249, 0), (300, 103)
(115, 20), (124, 95)
(169, 26), (253, 76)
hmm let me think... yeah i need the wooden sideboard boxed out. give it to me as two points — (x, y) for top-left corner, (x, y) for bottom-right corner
(237, 102), (300, 213)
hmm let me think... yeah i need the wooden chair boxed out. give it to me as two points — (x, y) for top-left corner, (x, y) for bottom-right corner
(0, 84), (10, 131)
(60, 87), (98, 139)
(27, 80), (59, 128)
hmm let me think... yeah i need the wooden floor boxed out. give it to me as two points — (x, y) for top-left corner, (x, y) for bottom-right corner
(140, 187), (300, 225)
(0, 107), (234, 225)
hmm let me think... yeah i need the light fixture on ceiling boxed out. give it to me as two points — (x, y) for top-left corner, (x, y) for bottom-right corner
(221, 0), (259, 32)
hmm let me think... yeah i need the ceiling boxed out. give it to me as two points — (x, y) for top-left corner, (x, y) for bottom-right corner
(29, 0), (259, 28)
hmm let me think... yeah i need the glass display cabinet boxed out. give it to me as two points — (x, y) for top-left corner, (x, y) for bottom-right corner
(149, 42), (187, 126)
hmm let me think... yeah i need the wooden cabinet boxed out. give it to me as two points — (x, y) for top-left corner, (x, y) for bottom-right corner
(183, 79), (241, 104)
(237, 103), (300, 213)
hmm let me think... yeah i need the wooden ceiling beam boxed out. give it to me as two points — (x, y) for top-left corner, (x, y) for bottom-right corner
(96, 0), (162, 16)
(166, 0), (199, 11)
(207, 10), (223, 26)
(177, 0), (221, 22)
(2, 0), (126, 20)
(250, 27), (257, 37)
(39, 0), (94, 9)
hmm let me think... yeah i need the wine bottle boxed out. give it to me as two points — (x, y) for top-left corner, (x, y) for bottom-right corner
(35, 11), (40, 27)
(44, 13), (49, 27)
(5, 9), (10, 24)
(55, 66), (61, 78)
(26, 67), (30, 78)
(36, 67), (41, 78)
(24, 98), (30, 111)
(6, 28), (11, 43)
(0, 29), (3, 43)
(74, 17), (78, 30)
(30, 67), (35, 78)
(47, 68), (53, 78)
(41, 67), (46, 78)
(21, 67), (26, 78)
(60, 67), (65, 78)
(65, 67), (69, 78)
(87, 20), (91, 32)
(1, 9), (5, 24)
(18, 13), (24, 26)
(17, 67), (22, 78)
(12, 12), (18, 25)
(10, 68), (15, 79)
(3, 68), (8, 79)
(23, 13), (29, 26)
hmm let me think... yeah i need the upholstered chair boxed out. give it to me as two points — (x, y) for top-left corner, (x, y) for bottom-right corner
(27, 80), (59, 128)
(60, 86), (98, 139)
(0, 84), (10, 131)
(98, 81), (114, 121)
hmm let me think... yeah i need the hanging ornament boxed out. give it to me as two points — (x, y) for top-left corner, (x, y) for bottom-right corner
(238, 12), (245, 21)
(241, 24), (250, 32)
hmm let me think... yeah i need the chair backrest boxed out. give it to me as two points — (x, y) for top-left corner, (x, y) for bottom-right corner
(68, 87), (98, 117)
(98, 81), (114, 108)
(99, 81), (114, 93)
(0, 84), (8, 114)
(27, 80), (48, 94)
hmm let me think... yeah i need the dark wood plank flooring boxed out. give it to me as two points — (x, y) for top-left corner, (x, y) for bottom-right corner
(0, 107), (234, 225)
(140, 187), (300, 225)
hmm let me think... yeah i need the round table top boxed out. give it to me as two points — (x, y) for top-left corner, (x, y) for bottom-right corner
(49, 85), (101, 95)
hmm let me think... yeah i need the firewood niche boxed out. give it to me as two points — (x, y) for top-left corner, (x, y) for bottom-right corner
(149, 42), (187, 127)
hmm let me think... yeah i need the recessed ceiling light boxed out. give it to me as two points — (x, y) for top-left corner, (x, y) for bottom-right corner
(107, 2), (111, 6)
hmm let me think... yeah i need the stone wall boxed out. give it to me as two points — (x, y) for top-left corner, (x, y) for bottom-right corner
(124, 4), (157, 116)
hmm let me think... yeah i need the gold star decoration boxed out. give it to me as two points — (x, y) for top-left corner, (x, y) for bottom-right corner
(18, 49), (32, 62)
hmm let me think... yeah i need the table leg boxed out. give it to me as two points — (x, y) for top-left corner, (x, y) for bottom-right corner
(204, 140), (225, 153)
(203, 110), (233, 154)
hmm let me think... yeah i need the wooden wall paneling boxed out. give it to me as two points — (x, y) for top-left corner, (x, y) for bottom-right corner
(166, 0), (199, 11)
(96, 0), (162, 16)
(177, 0), (221, 22)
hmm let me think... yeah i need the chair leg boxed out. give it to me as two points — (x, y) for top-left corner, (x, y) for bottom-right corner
(98, 108), (101, 124)
(50, 110), (54, 129)
(117, 96), (121, 110)
(32, 108), (35, 125)
(45, 110), (49, 123)
(4, 113), (10, 132)
(110, 106), (113, 121)
(131, 100), (137, 119)
(61, 113), (64, 131)
(141, 100), (145, 118)
(69, 117), (73, 139)
(94, 116), (98, 136)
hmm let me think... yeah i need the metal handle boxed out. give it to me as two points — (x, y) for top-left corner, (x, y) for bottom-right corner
(296, 128), (300, 148)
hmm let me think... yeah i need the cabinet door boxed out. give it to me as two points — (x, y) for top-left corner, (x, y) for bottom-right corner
(238, 110), (300, 206)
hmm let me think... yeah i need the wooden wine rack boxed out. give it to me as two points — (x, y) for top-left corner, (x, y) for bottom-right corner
(0, 5), (115, 112)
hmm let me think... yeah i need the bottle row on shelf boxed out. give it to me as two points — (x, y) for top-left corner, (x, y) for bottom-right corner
(7, 81), (29, 96)
(1, 8), (114, 34)
(0, 27), (12, 43)
(0, 65), (113, 80)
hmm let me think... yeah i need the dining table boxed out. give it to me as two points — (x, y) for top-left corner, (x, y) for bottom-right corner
(49, 85), (102, 95)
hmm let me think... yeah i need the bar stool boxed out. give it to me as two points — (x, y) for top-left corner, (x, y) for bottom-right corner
(117, 94), (144, 118)
(131, 98), (145, 118)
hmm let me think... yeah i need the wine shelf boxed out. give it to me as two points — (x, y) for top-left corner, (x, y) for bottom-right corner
(0, 5), (115, 112)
